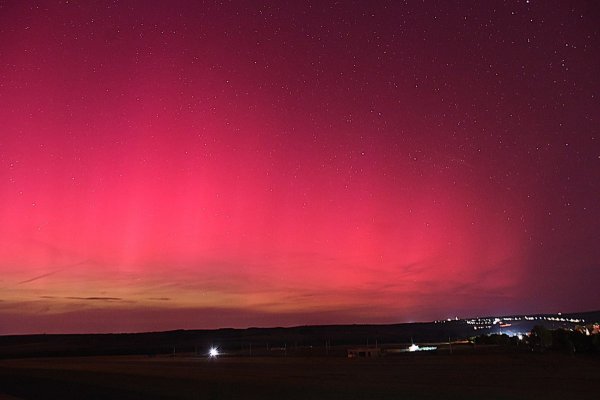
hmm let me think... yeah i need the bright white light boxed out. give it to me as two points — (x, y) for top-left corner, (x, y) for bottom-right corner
(209, 347), (219, 358)
(517, 334), (523, 340)
(407, 344), (437, 352)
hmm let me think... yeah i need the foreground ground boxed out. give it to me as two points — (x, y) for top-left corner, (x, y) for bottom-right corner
(0, 352), (599, 399)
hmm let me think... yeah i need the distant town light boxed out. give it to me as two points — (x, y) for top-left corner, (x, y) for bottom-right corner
(209, 347), (219, 358)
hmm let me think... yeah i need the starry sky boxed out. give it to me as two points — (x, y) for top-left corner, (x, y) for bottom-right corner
(1, 1), (599, 334)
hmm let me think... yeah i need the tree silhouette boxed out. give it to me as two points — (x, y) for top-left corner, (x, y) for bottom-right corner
(529, 325), (552, 351)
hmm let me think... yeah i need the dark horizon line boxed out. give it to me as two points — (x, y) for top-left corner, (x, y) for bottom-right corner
(3, 308), (598, 337)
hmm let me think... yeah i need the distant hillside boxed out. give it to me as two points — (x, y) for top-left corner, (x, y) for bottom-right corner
(1, 310), (598, 358)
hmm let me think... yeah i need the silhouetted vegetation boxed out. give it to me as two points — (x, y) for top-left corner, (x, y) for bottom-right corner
(528, 325), (600, 354)
(471, 324), (600, 356)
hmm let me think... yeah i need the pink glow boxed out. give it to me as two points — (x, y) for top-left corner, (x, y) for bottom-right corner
(1, 1), (599, 333)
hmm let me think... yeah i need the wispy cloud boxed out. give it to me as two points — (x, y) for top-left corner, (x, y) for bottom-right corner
(17, 260), (90, 285)
(18, 270), (62, 285)
(64, 296), (124, 302)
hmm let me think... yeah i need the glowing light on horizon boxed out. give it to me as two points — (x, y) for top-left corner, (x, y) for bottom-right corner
(208, 347), (219, 358)
(408, 344), (437, 352)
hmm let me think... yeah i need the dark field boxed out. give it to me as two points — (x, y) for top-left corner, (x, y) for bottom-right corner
(1, 352), (599, 399)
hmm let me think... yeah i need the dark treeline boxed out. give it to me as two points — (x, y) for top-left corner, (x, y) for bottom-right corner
(529, 325), (600, 354)
(475, 326), (600, 354)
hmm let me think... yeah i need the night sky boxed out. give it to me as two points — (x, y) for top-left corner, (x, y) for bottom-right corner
(1, 1), (599, 334)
